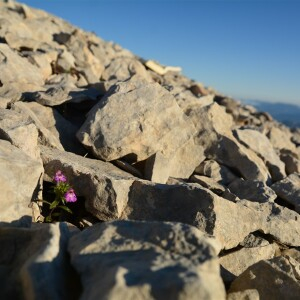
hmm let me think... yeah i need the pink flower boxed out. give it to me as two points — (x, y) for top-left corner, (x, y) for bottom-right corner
(54, 170), (67, 183)
(64, 189), (77, 203)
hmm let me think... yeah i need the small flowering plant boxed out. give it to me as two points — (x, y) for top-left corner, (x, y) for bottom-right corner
(43, 170), (77, 223)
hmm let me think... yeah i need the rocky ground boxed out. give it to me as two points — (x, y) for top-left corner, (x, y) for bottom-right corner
(0, 1), (300, 299)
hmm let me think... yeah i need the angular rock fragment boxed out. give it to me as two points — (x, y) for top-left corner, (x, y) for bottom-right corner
(145, 138), (205, 183)
(0, 223), (80, 299)
(0, 108), (41, 161)
(0, 43), (44, 94)
(280, 150), (300, 175)
(121, 182), (263, 249)
(77, 76), (196, 162)
(229, 256), (300, 300)
(69, 220), (226, 300)
(0, 140), (43, 225)
(18, 101), (86, 155)
(227, 289), (259, 300)
(102, 57), (152, 82)
(41, 146), (135, 221)
(271, 173), (300, 212)
(240, 200), (300, 247)
(194, 159), (238, 185)
(234, 128), (286, 181)
(228, 178), (277, 203)
(190, 103), (271, 183)
(220, 239), (277, 284)
(12, 102), (64, 150)
(267, 125), (297, 154)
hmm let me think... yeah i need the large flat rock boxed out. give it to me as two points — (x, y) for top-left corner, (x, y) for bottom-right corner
(68, 220), (226, 300)
(0, 140), (43, 225)
(0, 223), (80, 299)
(77, 76), (196, 162)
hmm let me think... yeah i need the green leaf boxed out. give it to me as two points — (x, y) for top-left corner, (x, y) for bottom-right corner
(45, 216), (52, 223)
(52, 212), (61, 217)
(58, 205), (73, 214)
(50, 198), (60, 209)
(40, 200), (52, 206)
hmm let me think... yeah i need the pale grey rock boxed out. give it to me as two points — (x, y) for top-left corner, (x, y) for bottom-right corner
(280, 150), (300, 175)
(281, 248), (300, 263)
(190, 175), (226, 195)
(227, 289), (260, 300)
(0, 43), (44, 90)
(121, 182), (264, 249)
(174, 91), (214, 114)
(0, 140), (43, 225)
(189, 103), (271, 183)
(28, 83), (100, 107)
(271, 173), (300, 212)
(66, 30), (104, 83)
(77, 76), (196, 162)
(234, 129), (286, 181)
(239, 233), (270, 248)
(240, 200), (300, 247)
(292, 128), (300, 146)
(41, 146), (135, 221)
(229, 256), (300, 300)
(228, 178), (277, 203)
(20, 102), (86, 155)
(0, 108), (41, 161)
(268, 125), (297, 154)
(145, 138), (205, 183)
(194, 159), (238, 186)
(24, 50), (57, 80)
(56, 49), (76, 73)
(69, 220), (226, 300)
(0, 222), (80, 299)
(220, 241), (277, 284)
(11, 102), (64, 150)
(122, 181), (300, 248)
(101, 56), (152, 82)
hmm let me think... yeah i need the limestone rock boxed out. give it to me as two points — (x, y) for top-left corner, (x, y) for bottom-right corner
(271, 173), (300, 212)
(0, 108), (41, 161)
(0, 140), (43, 226)
(229, 256), (300, 300)
(65, 30), (105, 84)
(145, 138), (205, 183)
(234, 128), (286, 181)
(0, 222), (80, 299)
(102, 57), (152, 82)
(121, 181), (264, 249)
(77, 76), (196, 162)
(280, 150), (300, 175)
(227, 289), (260, 300)
(228, 178), (277, 203)
(68, 220), (226, 300)
(12, 102), (64, 150)
(0, 43), (44, 93)
(240, 200), (300, 247)
(220, 241), (277, 284)
(189, 103), (271, 183)
(40, 146), (135, 221)
(28, 82), (100, 107)
(190, 175), (229, 197)
(281, 248), (300, 263)
(18, 101), (86, 155)
(194, 159), (238, 185)
(267, 125), (297, 154)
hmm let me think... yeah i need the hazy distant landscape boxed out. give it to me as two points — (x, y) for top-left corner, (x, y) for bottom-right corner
(242, 100), (300, 128)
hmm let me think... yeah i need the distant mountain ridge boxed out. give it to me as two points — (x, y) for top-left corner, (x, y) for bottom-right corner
(242, 99), (300, 128)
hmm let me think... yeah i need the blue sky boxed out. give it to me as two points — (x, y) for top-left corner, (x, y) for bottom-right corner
(20, 0), (300, 105)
